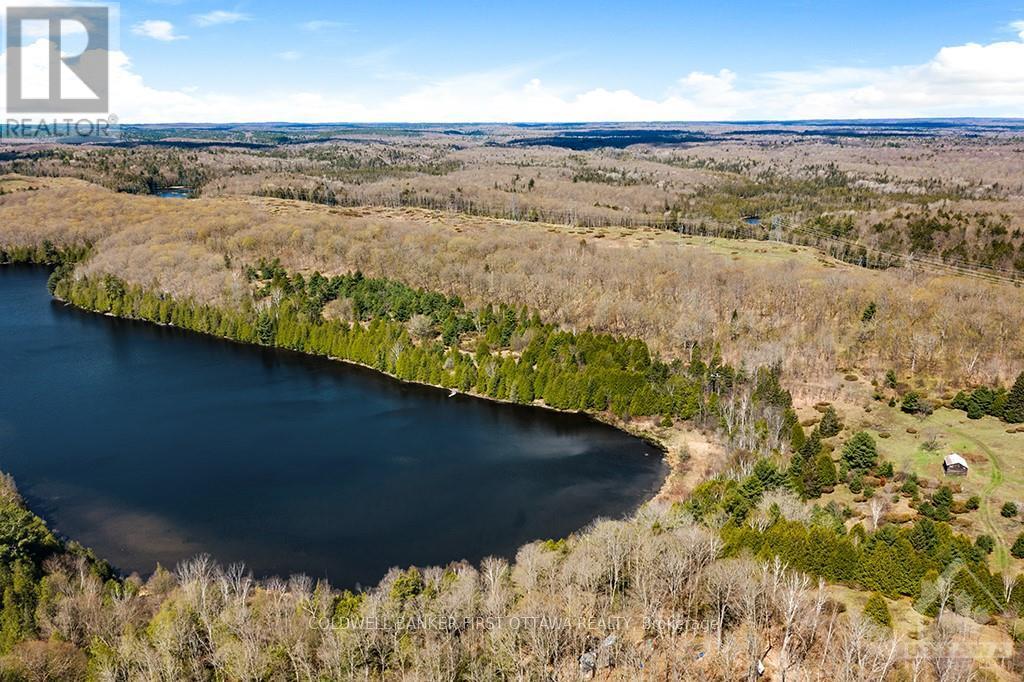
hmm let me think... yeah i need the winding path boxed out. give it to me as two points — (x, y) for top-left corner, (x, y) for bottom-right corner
(950, 425), (1009, 570)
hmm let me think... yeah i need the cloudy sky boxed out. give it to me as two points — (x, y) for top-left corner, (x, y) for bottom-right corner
(4, 0), (1024, 122)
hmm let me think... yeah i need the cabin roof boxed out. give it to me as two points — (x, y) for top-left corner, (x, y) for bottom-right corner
(943, 453), (968, 468)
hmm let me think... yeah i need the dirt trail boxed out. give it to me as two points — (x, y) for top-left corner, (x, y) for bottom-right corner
(950, 426), (1009, 570)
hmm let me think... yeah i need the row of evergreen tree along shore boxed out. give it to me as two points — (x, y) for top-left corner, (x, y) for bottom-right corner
(44, 255), (770, 425)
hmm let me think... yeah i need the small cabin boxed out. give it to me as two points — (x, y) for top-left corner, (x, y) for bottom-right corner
(943, 453), (969, 476)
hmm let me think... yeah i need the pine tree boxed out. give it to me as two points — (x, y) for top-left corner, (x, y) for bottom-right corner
(1006, 372), (1024, 424)
(1012, 534), (1024, 560)
(801, 460), (823, 499)
(818, 406), (842, 437)
(907, 518), (938, 553)
(842, 431), (878, 471)
(815, 451), (838, 488)
(790, 421), (807, 453)
(931, 486), (953, 521)
(900, 392), (922, 414)
(863, 593), (892, 628)
(966, 387), (994, 419)
(0, 562), (38, 653)
(800, 429), (823, 462)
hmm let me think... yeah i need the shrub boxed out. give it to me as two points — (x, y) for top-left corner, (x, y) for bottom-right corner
(975, 535), (995, 554)
(864, 592), (892, 628)
(901, 392), (922, 414)
(1002, 502), (1018, 518)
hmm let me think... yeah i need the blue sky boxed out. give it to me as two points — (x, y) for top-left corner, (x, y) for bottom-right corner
(119, 1), (1022, 93)
(12, 0), (1024, 121)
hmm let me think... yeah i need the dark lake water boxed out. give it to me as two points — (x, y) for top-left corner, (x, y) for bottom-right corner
(154, 187), (191, 199)
(0, 266), (665, 586)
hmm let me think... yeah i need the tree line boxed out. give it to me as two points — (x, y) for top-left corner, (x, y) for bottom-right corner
(949, 373), (1024, 423)
(49, 259), (787, 429)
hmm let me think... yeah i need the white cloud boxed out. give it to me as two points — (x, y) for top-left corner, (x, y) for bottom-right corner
(193, 10), (250, 27)
(300, 20), (345, 32)
(7, 20), (1024, 122)
(1012, 20), (1024, 40)
(131, 20), (186, 42)
(276, 51), (301, 61)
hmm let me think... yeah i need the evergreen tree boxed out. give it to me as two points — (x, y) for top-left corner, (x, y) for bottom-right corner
(790, 429), (822, 493)
(951, 391), (970, 411)
(863, 592), (892, 628)
(900, 392), (922, 414)
(966, 387), (994, 419)
(842, 432), (878, 472)
(801, 459), (823, 499)
(255, 311), (276, 346)
(790, 421), (806, 453)
(801, 451), (838, 499)
(907, 518), (938, 553)
(0, 562), (38, 653)
(818, 406), (842, 437)
(931, 486), (953, 522)
(800, 429), (823, 462)
(1012, 534), (1024, 560)
(815, 451), (838, 488)
(1006, 372), (1024, 424)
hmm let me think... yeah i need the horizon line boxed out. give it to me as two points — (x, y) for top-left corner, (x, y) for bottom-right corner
(118, 117), (1024, 127)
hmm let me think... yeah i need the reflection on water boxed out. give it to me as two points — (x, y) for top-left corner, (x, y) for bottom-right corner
(0, 267), (665, 586)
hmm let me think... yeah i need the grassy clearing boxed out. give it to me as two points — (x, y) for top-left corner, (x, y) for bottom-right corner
(835, 397), (1024, 573)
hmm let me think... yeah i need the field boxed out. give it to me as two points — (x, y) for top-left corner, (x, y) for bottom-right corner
(828, 390), (1024, 570)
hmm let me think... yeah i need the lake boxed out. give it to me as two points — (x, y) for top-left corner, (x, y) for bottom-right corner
(154, 187), (192, 199)
(0, 266), (665, 586)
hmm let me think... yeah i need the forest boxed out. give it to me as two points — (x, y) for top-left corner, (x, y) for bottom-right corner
(4, 121), (1023, 278)
(2, 174), (1023, 397)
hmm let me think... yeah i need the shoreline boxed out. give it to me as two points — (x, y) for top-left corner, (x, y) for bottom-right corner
(3, 259), (708, 512)
(0, 262), (689, 584)
(49, 287), (706, 505)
